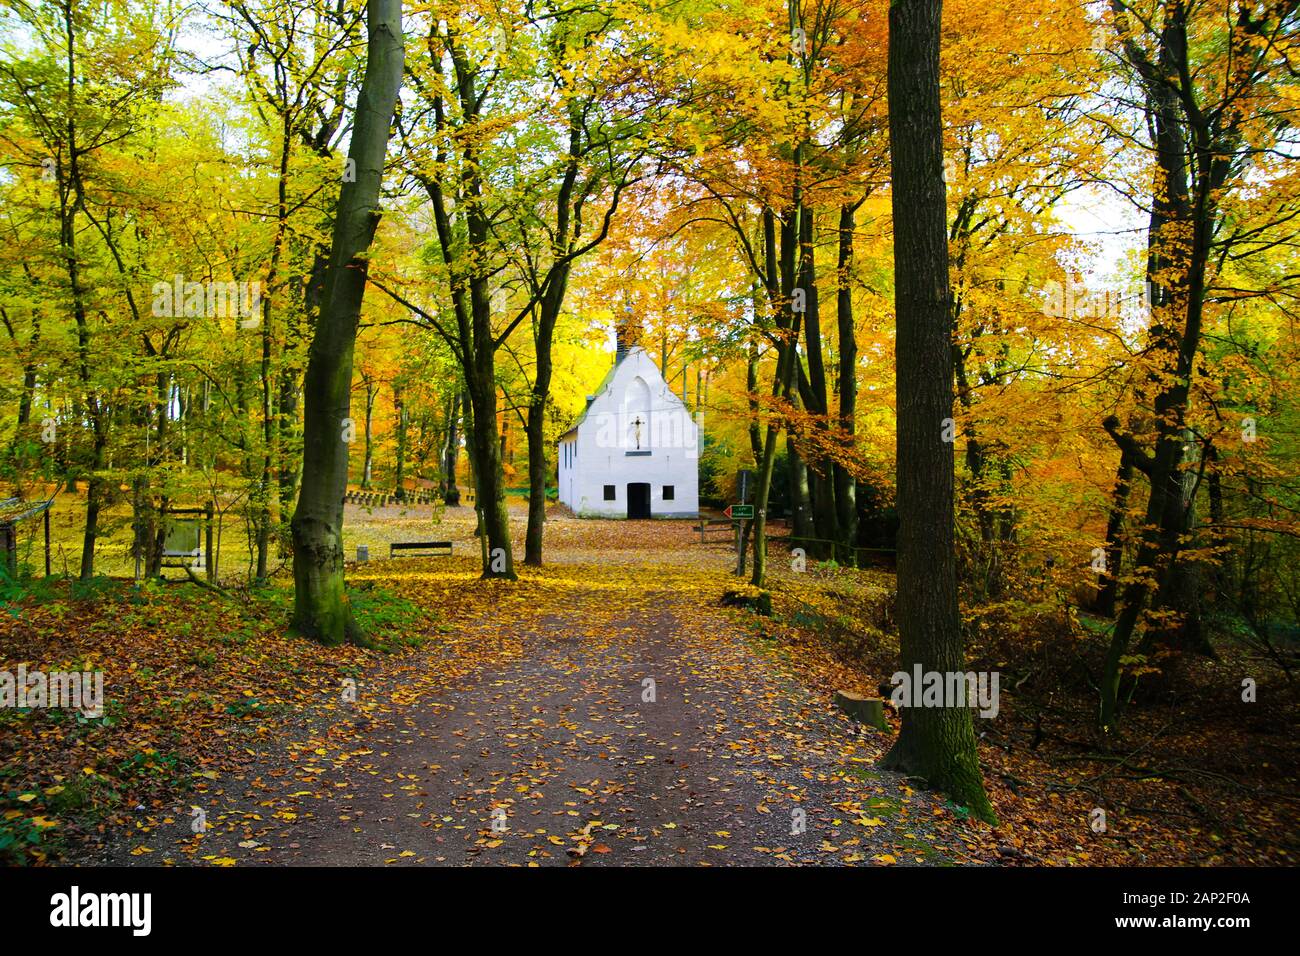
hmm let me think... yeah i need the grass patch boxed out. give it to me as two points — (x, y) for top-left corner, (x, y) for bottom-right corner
(251, 581), (439, 652)
(845, 762), (883, 782)
(349, 586), (436, 651)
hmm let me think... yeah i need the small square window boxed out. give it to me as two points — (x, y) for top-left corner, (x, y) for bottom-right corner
(603, 485), (616, 501)
(663, 485), (675, 501)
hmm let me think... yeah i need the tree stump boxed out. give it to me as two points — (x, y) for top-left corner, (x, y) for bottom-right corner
(835, 690), (887, 730)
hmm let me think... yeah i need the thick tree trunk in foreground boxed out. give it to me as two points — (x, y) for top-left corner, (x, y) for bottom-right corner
(879, 0), (994, 823)
(290, 0), (403, 645)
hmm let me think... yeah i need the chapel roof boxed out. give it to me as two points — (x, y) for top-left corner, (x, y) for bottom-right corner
(560, 344), (651, 437)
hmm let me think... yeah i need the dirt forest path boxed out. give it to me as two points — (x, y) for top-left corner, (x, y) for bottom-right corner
(83, 544), (976, 867)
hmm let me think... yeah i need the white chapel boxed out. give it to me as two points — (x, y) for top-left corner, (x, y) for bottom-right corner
(557, 333), (700, 519)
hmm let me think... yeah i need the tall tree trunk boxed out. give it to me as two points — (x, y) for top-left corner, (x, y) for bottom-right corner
(524, 261), (571, 567)
(463, 390), (482, 534)
(53, 3), (104, 581)
(443, 390), (461, 505)
(1099, 5), (1218, 728)
(794, 210), (839, 553)
(1096, 453), (1133, 617)
(833, 201), (859, 560)
(1142, 432), (1212, 659)
(393, 385), (406, 499)
(1, 306), (40, 454)
(143, 369), (171, 577)
(746, 322), (763, 466)
(256, 120), (293, 584)
(736, 333), (765, 568)
(278, 368), (301, 509)
(879, 0), (994, 822)
(466, 375), (512, 576)
(1205, 440), (1226, 595)
(522, 301), (555, 565)
(520, 98), (588, 568)
(420, 38), (515, 578)
(789, 438), (815, 542)
(361, 377), (375, 489)
(749, 206), (802, 588)
(524, 390), (549, 565)
(290, 0), (403, 644)
(1099, 414), (1193, 729)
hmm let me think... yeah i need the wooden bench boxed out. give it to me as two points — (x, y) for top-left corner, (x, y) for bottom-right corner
(390, 541), (453, 558)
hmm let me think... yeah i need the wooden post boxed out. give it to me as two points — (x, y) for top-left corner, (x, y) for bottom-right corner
(43, 507), (51, 577)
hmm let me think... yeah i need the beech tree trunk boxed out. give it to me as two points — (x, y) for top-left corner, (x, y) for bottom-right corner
(788, 437), (815, 542)
(793, 207), (840, 555)
(361, 377), (375, 489)
(1097, 1), (1236, 727)
(833, 201), (860, 559)
(879, 0), (994, 823)
(393, 386), (406, 500)
(524, 309), (556, 566)
(749, 205), (802, 589)
(1096, 453), (1133, 617)
(523, 240), (571, 568)
(443, 391), (461, 505)
(290, 0), (403, 644)
(465, 364), (513, 578)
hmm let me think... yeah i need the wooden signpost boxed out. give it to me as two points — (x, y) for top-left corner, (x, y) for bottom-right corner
(729, 469), (757, 575)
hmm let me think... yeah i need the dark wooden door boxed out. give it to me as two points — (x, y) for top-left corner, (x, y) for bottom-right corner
(627, 483), (651, 519)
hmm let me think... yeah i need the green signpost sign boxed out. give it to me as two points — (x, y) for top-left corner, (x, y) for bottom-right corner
(725, 504), (754, 519)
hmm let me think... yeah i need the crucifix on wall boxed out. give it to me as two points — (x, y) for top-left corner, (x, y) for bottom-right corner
(631, 415), (644, 450)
